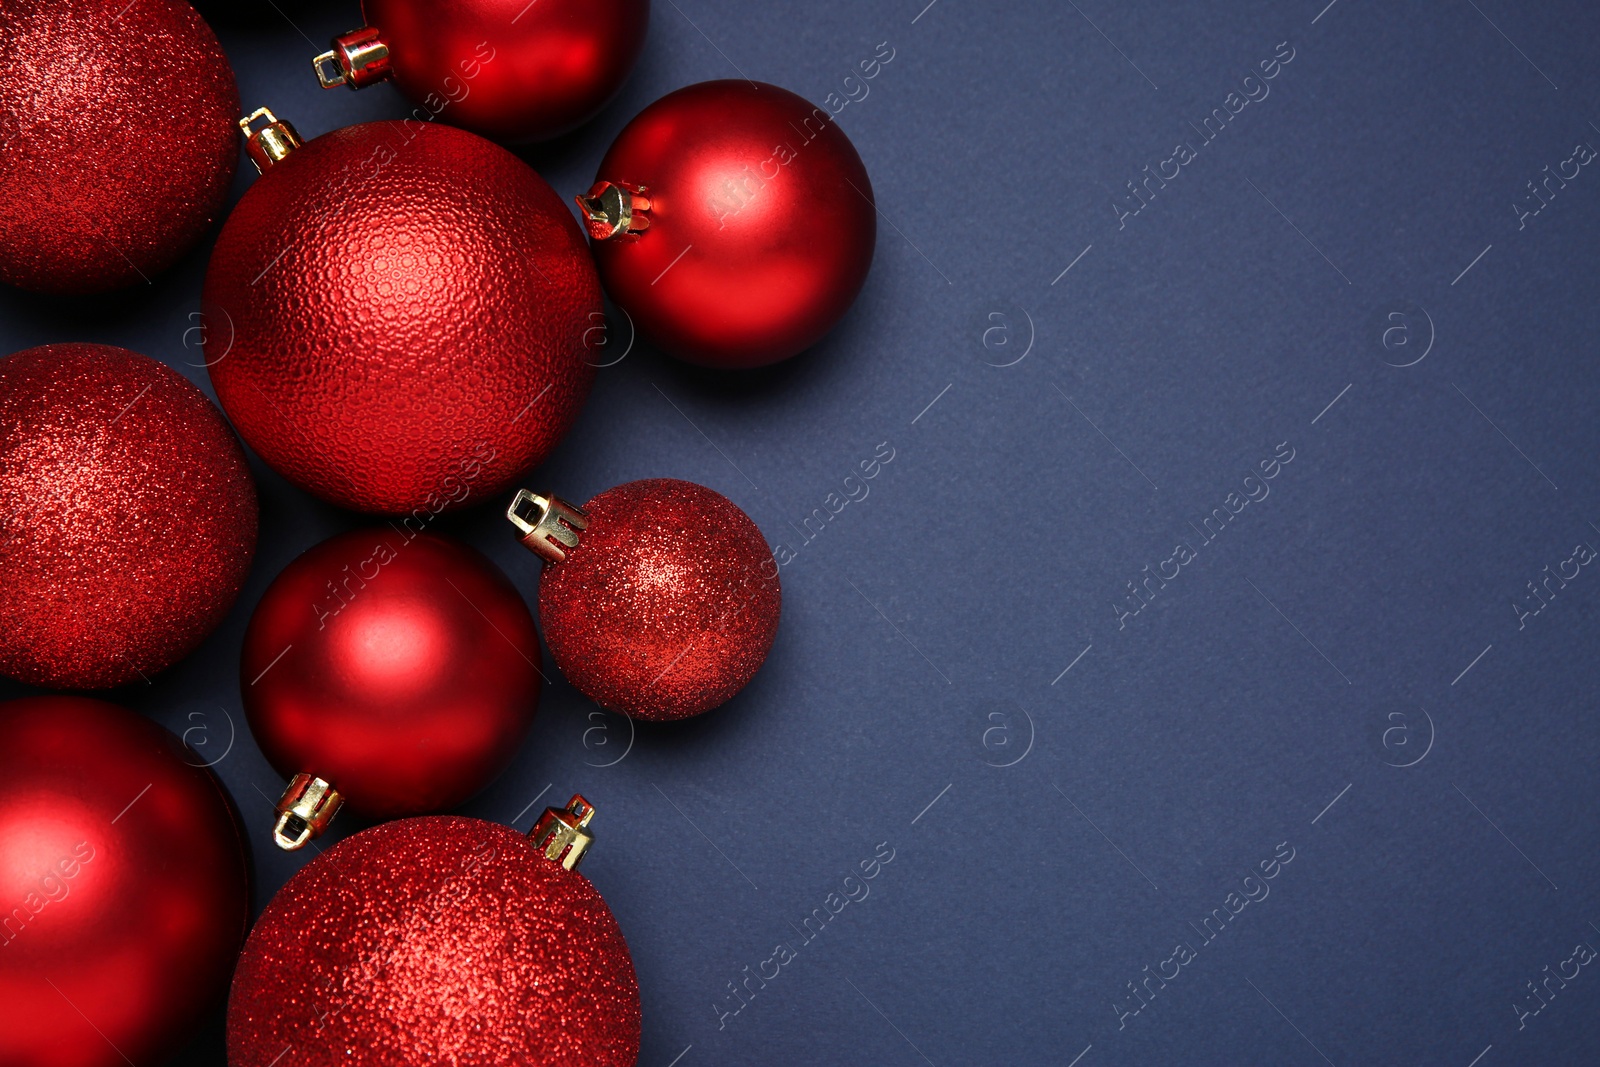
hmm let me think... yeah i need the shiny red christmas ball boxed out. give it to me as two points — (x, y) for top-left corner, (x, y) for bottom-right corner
(0, 344), (258, 689)
(315, 0), (649, 143)
(205, 114), (601, 515)
(580, 80), (876, 368)
(0, 0), (238, 294)
(228, 804), (640, 1067)
(0, 696), (249, 1067)
(510, 478), (780, 720)
(242, 529), (541, 849)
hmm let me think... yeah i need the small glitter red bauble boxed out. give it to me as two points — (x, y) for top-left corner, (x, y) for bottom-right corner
(0, 0), (239, 294)
(0, 344), (258, 688)
(242, 529), (541, 847)
(228, 808), (640, 1067)
(580, 81), (876, 368)
(315, 0), (649, 143)
(0, 696), (249, 1067)
(513, 478), (780, 721)
(205, 115), (600, 515)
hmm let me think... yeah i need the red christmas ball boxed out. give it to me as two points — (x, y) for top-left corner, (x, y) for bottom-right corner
(0, 696), (249, 1067)
(0, 344), (258, 689)
(0, 0), (239, 294)
(228, 805), (640, 1067)
(205, 115), (601, 515)
(242, 529), (541, 848)
(510, 478), (780, 720)
(316, 0), (649, 143)
(580, 81), (876, 368)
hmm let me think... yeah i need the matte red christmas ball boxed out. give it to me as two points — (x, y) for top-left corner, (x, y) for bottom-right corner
(204, 111), (601, 515)
(228, 800), (640, 1067)
(313, 0), (649, 143)
(0, 696), (249, 1067)
(579, 80), (876, 368)
(508, 478), (780, 720)
(242, 528), (542, 850)
(0, 0), (238, 294)
(0, 344), (258, 689)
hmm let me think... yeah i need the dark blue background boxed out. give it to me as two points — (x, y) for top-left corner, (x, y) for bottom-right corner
(4, 0), (1599, 1063)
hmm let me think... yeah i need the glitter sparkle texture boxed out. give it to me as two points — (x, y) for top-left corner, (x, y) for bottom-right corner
(228, 816), (641, 1067)
(0, 0), (239, 294)
(0, 344), (258, 688)
(539, 478), (781, 721)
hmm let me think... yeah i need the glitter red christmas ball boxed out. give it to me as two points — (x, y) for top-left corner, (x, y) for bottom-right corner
(315, 0), (649, 143)
(228, 810), (640, 1067)
(0, 344), (258, 689)
(581, 80), (876, 369)
(204, 115), (601, 515)
(514, 478), (780, 721)
(0, 0), (239, 295)
(0, 696), (249, 1067)
(242, 529), (541, 848)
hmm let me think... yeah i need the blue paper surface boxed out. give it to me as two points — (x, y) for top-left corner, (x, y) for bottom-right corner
(4, 0), (1599, 1063)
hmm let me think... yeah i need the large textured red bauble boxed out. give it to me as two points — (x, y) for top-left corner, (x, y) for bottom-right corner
(316, 0), (649, 143)
(580, 80), (876, 368)
(0, 0), (238, 294)
(0, 697), (249, 1067)
(515, 478), (780, 720)
(228, 809), (641, 1067)
(242, 529), (541, 847)
(0, 344), (258, 688)
(205, 116), (601, 515)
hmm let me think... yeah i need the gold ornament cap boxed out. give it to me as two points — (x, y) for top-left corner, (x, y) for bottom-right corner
(530, 795), (596, 870)
(239, 107), (303, 174)
(506, 489), (588, 563)
(313, 26), (393, 90)
(576, 181), (652, 241)
(272, 773), (344, 851)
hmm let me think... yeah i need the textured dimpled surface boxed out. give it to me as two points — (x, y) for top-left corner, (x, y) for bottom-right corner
(0, 345), (258, 689)
(228, 816), (641, 1067)
(204, 121), (600, 515)
(0, 0), (239, 294)
(540, 478), (781, 721)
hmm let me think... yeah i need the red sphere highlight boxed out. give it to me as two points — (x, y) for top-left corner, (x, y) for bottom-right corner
(241, 530), (541, 819)
(364, 0), (649, 142)
(0, 0), (239, 294)
(540, 478), (781, 720)
(228, 816), (640, 1067)
(205, 120), (600, 515)
(0, 697), (249, 1067)
(589, 81), (877, 368)
(0, 344), (258, 689)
